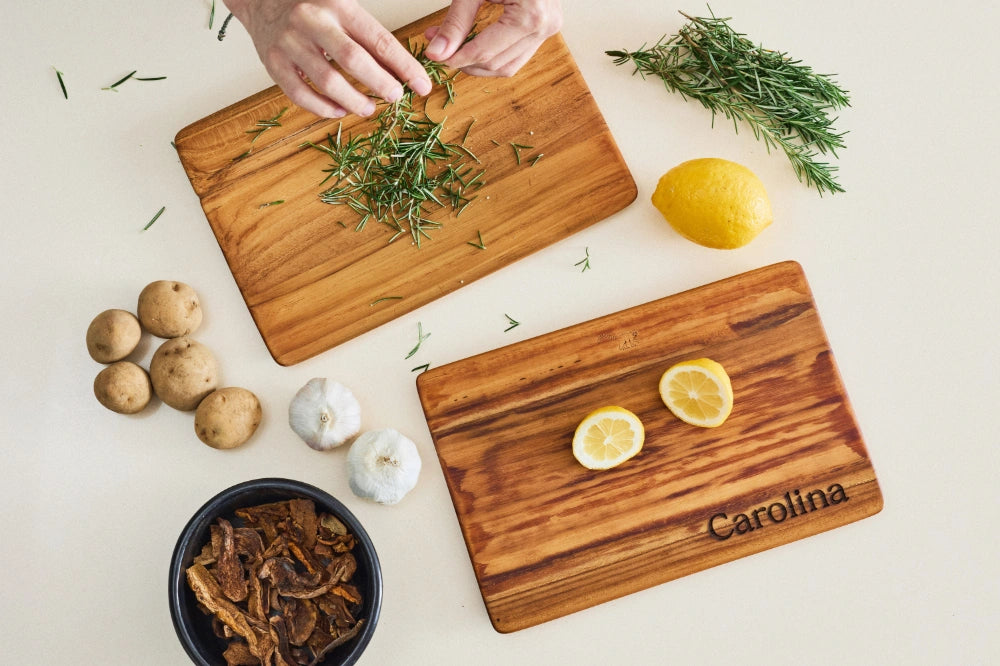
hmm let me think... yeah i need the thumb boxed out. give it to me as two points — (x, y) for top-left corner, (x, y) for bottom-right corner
(424, 0), (482, 61)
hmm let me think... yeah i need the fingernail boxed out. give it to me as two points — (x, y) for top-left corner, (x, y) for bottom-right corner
(360, 101), (376, 117)
(410, 77), (432, 96)
(384, 86), (404, 103)
(427, 35), (448, 58)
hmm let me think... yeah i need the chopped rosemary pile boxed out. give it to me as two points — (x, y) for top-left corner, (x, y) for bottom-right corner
(607, 9), (850, 194)
(303, 42), (484, 246)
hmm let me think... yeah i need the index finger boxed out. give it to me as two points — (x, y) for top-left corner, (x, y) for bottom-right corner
(444, 21), (524, 70)
(342, 11), (432, 96)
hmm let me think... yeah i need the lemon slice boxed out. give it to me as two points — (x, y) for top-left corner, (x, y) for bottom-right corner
(658, 358), (734, 428)
(572, 406), (645, 470)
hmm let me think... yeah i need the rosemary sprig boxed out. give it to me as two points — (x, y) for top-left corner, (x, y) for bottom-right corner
(53, 67), (68, 99)
(247, 107), (288, 143)
(405, 322), (431, 359)
(304, 42), (484, 247)
(607, 8), (850, 194)
(504, 314), (520, 332)
(143, 206), (165, 231)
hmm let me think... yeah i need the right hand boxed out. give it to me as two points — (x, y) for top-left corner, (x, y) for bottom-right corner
(224, 0), (433, 118)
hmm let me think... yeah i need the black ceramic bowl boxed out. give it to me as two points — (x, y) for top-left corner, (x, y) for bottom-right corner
(169, 478), (382, 666)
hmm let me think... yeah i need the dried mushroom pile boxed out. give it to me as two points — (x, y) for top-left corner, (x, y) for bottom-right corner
(186, 499), (365, 666)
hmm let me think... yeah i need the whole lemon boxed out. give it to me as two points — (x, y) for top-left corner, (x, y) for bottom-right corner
(651, 158), (772, 249)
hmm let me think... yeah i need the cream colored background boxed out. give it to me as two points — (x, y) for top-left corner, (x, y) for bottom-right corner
(2, 1), (997, 663)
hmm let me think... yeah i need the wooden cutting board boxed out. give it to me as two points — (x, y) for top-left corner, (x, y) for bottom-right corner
(416, 261), (883, 633)
(173, 6), (636, 365)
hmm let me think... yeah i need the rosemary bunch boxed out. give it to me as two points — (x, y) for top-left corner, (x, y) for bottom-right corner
(303, 42), (481, 245)
(608, 10), (850, 194)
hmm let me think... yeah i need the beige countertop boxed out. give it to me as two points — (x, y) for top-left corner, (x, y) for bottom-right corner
(2, 0), (997, 663)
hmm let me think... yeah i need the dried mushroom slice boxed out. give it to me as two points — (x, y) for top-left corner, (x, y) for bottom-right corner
(222, 641), (258, 666)
(217, 519), (249, 602)
(288, 499), (318, 549)
(186, 564), (274, 659)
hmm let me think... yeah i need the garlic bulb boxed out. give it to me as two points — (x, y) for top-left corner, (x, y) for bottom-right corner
(288, 378), (362, 451)
(347, 429), (422, 505)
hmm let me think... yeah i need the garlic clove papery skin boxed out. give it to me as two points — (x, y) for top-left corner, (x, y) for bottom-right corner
(288, 378), (362, 451)
(347, 429), (422, 505)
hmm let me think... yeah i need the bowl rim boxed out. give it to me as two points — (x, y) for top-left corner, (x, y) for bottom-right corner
(168, 477), (382, 666)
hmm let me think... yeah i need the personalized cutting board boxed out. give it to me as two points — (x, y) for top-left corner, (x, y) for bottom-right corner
(416, 261), (883, 633)
(174, 6), (636, 365)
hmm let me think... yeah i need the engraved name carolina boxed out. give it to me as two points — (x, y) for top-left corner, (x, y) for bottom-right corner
(708, 483), (850, 540)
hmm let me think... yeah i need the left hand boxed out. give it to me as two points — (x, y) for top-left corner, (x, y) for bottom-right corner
(423, 0), (562, 77)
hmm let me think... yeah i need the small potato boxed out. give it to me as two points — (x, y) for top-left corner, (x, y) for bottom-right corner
(194, 387), (262, 449)
(137, 280), (203, 338)
(87, 309), (142, 363)
(94, 361), (151, 414)
(149, 337), (218, 411)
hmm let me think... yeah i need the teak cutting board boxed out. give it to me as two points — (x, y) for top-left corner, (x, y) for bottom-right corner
(416, 261), (883, 633)
(174, 6), (636, 365)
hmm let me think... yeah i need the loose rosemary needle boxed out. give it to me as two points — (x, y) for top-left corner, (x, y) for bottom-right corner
(405, 322), (431, 359)
(607, 8), (850, 194)
(102, 71), (167, 91)
(143, 206), (165, 231)
(53, 67), (67, 99)
(504, 314), (520, 332)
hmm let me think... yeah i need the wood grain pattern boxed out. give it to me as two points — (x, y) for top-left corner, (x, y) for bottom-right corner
(173, 6), (636, 365)
(416, 261), (883, 633)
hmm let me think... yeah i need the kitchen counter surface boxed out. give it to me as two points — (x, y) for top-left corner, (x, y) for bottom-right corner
(2, 1), (997, 663)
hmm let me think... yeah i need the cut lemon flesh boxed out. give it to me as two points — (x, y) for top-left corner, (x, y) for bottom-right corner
(659, 358), (733, 428)
(572, 406), (645, 470)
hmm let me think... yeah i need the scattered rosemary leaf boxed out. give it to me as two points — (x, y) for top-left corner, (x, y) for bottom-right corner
(530, 153), (544, 167)
(411, 363), (430, 373)
(217, 12), (234, 41)
(504, 314), (520, 332)
(247, 107), (288, 143)
(102, 70), (136, 91)
(490, 139), (501, 146)
(467, 230), (486, 250)
(53, 67), (68, 99)
(405, 322), (431, 359)
(143, 206), (165, 231)
(135, 75), (167, 82)
(575, 247), (592, 272)
(258, 199), (285, 209)
(370, 296), (403, 306)
(209, 0), (216, 29)
(462, 118), (476, 145)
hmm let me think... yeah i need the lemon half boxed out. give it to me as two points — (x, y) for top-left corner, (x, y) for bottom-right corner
(651, 158), (772, 249)
(572, 406), (645, 470)
(658, 358), (734, 428)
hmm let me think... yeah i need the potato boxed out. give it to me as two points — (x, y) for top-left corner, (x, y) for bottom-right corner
(137, 280), (203, 338)
(149, 337), (218, 411)
(194, 387), (262, 449)
(94, 361), (151, 414)
(86, 309), (142, 363)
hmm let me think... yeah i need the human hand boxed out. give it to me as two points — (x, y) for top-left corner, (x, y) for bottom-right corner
(423, 0), (562, 77)
(224, 0), (433, 118)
